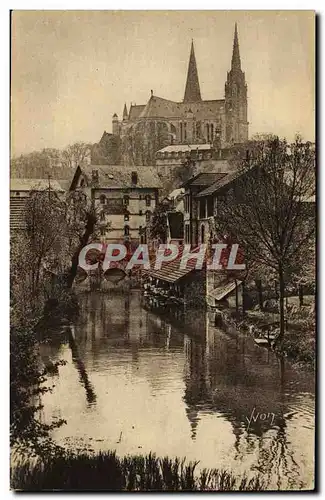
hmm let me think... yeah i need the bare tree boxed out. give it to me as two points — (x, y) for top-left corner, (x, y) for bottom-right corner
(64, 190), (111, 288)
(61, 142), (92, 169)
(214, 136), (315, 343)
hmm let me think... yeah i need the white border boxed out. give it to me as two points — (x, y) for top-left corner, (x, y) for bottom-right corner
(2, 3), (321, 498)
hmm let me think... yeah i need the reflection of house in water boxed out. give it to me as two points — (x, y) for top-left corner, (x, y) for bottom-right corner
(182, 316), (312, 487)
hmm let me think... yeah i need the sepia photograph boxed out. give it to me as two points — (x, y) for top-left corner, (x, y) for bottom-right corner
(10, 10), (316, 491)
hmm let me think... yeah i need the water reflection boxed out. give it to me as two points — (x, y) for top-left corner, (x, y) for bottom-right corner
(41, 291), (314, 490)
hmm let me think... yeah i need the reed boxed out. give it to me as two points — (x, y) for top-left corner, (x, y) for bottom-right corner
(11, 450), (265, 491)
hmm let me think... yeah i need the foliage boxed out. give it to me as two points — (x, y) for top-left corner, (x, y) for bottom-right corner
(120, 120), (170, 165)
(148, 202), (168, 244)
(214, 136), (315, 342)
(61, 142), (92, 169)
(11, 451), (265, 491)
(10, 322), (66, 456)
(91, 133), (121, 165)
(174, 156), (196, 185)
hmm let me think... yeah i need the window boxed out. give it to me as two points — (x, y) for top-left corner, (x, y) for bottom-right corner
(131, 171), (138, 185)
(145, 210), (151, 222)
(123, 195), (129, 206)
(199, 199), (206, 219)
(124, 212), (130, 222)
(139, 210), (143, 216)
(180, 122), (183, 142)
(201, 225), (205, 243)
(139, 194), (142, 200)
(99, 194), (106, 205)
(184, 195), (190, 213)
(184, 122), (187, 141)
(124, 225), (130, 236)
(210, 124), (214, 142)
(80, 178), (85, 187)
(15, 191), (20, 196)
(139, 225), (143, 234)
(185, 225), (190, 244)
(207, 197), (214, 217)
(145, 194), (151, 207)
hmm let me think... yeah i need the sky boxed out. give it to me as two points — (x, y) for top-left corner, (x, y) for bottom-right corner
(11, 10), (315, 157)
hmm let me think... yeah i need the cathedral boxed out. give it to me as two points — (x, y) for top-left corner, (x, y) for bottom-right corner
(92, 24), (248, 166)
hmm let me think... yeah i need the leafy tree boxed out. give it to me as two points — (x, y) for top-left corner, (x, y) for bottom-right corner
(149, 202), (168, 244)
(214, 136), (315, 343)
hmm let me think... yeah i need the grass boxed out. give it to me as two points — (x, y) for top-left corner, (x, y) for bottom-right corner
(11, 451), (265, 491)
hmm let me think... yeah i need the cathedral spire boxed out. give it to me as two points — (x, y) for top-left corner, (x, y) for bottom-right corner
(183, 40), (202, 103)
(123, 103), (128, 120)
(231, 23), (241, 71)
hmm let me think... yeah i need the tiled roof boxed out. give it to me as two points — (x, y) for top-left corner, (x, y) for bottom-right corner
(208, 280), (242, 301)
(196, 170), (240, 197)
(10, 178), (64, 192)
(148, 245), (203, 283)
(76, 165), (162, 189)
(189, 172), (225, 187)
(138, 95), (225, 120)
(157, 144), (212, 154)
(129, 104), (145, 120)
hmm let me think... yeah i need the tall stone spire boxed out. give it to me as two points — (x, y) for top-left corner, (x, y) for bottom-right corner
(231, 23), (241, 71)
(183, 40), (202, 103)
(123, 103), (128, 120)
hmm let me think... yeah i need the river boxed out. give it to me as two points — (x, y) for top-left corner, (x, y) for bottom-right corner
(40, 290), (315, 490)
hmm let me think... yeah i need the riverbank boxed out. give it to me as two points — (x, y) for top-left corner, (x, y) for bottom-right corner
(216, 296), (315, 369)
(11, 450), (264, 491)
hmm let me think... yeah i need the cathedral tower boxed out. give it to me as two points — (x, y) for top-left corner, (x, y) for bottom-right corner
(225, 24), (248, 144)
(183, 41), (202, 103)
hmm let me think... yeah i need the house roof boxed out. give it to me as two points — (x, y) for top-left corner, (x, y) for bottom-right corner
(157, 144), (212, 154)
(10, 164), (75, 182)
(209, 280), (242, 301)
(148, 246), (202, 283)
(138, 95), (225, 121)
(182, 172), (226, 189)
(71, 165), (162, 190)
(10, 178), (64, 192)
(196, 170), (240, 197)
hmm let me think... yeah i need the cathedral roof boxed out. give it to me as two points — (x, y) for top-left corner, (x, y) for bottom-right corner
(138, 95), (225, 120)
(183, 41), (202, 103)
(129, 104), (145, 120)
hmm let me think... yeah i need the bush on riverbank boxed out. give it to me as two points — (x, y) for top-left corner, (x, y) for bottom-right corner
(11, 451), (264, 491)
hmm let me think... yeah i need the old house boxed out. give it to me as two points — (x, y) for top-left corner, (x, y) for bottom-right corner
(69, 165), (161, 245)
(10, 178), (64, 232)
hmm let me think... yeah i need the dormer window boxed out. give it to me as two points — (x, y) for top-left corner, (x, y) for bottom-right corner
(131, 171), (138, 185)
(92, 169), (99, 183)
